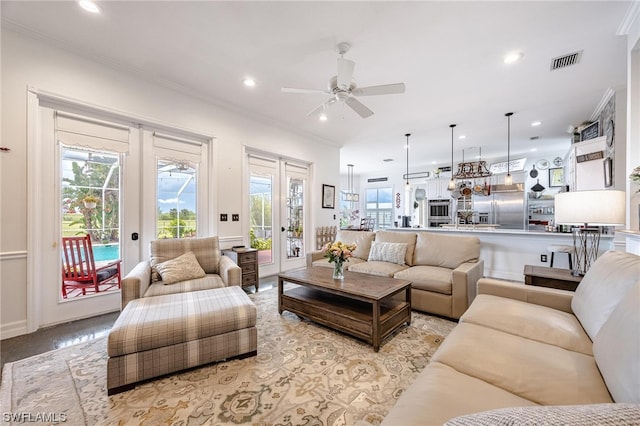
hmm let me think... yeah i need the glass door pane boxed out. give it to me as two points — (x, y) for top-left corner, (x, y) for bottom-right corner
(286, 176), (304, 259)
(60, 146), (121, 298)
(250, 175), (273, 266)
(156, 160), (197, 238)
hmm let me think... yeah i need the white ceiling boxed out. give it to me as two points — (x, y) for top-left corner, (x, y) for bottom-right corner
(1, 1), (632, 175)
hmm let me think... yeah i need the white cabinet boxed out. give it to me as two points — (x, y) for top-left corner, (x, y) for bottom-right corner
(426, 179), (451, 199)
(573, 136), (607, 191)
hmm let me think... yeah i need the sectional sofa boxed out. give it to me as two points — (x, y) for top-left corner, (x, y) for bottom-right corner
(379, 250), (640, 425)
(307, 230), (484, 319)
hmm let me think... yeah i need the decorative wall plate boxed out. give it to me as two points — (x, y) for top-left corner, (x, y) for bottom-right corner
(535, 159), (550, 170)
(553, 156), (563, 167)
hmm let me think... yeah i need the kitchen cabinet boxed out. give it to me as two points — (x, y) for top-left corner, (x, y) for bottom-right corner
(426, 179), (452, 199)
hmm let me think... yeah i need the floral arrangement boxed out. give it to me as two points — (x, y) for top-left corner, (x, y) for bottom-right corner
(630, 165), (640, 192)
(322, 241), (357, 265)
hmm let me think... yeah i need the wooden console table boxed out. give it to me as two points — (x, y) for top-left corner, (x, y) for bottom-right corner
(523, 265), (582, 292)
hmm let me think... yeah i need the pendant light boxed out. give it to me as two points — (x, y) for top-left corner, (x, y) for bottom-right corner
(405, 133), (411, 188)
(447, 124), (456, 190)
(505, 112), (514, 185)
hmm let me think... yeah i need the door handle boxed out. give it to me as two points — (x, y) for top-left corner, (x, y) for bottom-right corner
(281, 227), (286, 232)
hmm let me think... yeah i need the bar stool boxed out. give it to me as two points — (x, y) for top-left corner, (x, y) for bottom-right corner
(547, 244), (574, 269)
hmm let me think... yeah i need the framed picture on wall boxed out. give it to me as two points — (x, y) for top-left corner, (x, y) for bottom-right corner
(549, 167), (564, 187)
(322, 184), (335, 209)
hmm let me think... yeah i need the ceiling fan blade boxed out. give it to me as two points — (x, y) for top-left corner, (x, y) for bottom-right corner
(307, 98), (337, 117)
(352, 83), (406, 96)
(345, 97), (374, 118)
(337, 58), (355, 90)
(282, 87), (330, 95)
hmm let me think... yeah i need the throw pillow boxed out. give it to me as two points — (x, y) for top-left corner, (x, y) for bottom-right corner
(444, 403), (640, 426)
(367, 241), (408, 265)
(154, 251), (206, 285)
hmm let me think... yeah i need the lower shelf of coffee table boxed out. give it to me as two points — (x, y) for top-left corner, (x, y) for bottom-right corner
(280, 286), (410, 349)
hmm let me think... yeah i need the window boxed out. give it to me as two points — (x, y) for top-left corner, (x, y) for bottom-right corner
(366, 187), (393, 229)
(156, 160), (197, 238)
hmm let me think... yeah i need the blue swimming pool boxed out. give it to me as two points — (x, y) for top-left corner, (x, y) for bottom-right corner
(93, 244), (120, 261)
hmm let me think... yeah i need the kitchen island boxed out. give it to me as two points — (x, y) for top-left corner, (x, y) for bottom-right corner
(392, 226), (616, 281)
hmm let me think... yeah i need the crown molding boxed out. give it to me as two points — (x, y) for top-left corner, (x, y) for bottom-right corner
(617, 0), (640, 35)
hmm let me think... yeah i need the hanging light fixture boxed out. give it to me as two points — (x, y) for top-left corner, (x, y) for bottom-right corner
(405, 133), (411, 188)
(452, 146), (493, 180)
(505, 112), (514, 185)
(447, 124), (456, 190)
(343, 164), (359, 202)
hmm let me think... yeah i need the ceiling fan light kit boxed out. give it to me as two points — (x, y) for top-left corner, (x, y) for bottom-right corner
(281, 42), (406, 119)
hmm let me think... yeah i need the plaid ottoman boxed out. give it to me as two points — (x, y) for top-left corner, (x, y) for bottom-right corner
(107, 286), (257, 395)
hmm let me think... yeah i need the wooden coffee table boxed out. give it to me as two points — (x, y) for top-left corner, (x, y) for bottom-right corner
(278, 267), (412, 352)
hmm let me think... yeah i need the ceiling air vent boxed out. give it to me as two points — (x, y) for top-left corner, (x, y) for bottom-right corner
(550, 50), (582, 71)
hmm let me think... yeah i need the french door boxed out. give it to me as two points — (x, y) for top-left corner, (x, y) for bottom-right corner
(30, 98), (211, 330)
(247, 153), (309, 276)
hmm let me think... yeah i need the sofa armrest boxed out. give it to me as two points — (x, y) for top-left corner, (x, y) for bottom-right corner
(121, 260), (152, 310)
(219, 255), (242, 287)
(306, 250), (326, 268)
(451, 260), (485, 318)
(477, 278), (574, 313)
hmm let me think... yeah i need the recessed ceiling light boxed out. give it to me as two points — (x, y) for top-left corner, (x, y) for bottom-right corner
(431, 161), (437, 164)
(242, 78), (256, 87)
(531, 121), (542, 127)
(78, 0), (101, 14)
(458, 135), (466, 140)
(530, 148), (538, 152)
(383, 158), (394, 162)
(503, 51), (524, 64)
(319, 114), (328, 122)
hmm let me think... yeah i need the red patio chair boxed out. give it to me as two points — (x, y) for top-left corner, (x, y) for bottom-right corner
(61, 235), (122, 299)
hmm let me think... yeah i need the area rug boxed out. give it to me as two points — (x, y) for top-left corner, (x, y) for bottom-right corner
(1, 286), (455, 425)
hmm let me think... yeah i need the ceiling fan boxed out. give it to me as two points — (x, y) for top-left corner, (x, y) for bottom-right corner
(281, 42), (406, 119)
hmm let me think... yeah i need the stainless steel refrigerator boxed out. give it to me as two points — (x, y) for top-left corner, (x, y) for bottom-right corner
(472, 184), (525, 230)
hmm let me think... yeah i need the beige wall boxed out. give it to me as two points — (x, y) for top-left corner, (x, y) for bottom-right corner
(0, 29), (340, 337)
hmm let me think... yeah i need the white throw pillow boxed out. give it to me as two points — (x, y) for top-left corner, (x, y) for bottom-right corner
(367, 241), (408, 265)
(154, 251), (206, 285)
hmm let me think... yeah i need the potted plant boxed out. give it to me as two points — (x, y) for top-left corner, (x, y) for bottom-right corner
(82, 195), (99, 209)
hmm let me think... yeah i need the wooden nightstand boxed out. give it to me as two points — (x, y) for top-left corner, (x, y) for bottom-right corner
(523, 265), (582, 292)
(222, 248), (259, 291)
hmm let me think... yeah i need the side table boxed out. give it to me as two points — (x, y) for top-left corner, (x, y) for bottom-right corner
(523, 265), (582, 292)
(222, 248), (259, 291)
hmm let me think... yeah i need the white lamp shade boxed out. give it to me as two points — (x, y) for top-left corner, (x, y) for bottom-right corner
(555, 190), (626, 226)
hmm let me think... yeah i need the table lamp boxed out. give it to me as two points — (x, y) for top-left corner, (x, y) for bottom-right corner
(555, 190), (625, 276)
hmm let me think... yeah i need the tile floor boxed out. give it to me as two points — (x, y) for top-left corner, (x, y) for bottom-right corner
(0, 277), (277, 370)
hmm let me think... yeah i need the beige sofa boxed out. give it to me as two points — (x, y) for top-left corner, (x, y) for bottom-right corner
(380, 250), (640, 425)
(121, 236), (241, 309)
(308, 230), (484, 319)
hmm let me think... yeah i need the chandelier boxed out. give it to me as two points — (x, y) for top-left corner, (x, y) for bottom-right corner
(452, 147), (492, 180)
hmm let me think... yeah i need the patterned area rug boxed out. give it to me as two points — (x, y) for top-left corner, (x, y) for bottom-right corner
(1, 286), (455, 425)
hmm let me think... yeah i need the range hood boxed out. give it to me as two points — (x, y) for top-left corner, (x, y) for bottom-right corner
(490, 183), (524, 193)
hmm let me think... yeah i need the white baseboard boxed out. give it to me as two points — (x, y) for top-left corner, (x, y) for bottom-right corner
(1, 320), (28, 340)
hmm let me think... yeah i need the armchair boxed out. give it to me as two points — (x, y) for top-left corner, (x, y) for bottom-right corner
(121, 236), (241, 309)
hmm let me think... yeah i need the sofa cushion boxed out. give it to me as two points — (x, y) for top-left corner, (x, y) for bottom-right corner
(380, 362), (538, 426)
(150, 236), (221, 280)
(445, 403), (640, 426)
(432, 322), (612, 405)
(571, 250), (640, 340)
(153, 251), (206, 285)
(144, 275), (225, 297)
(394, 265), (452, 295)
(460, 294), (593, 355)
(375, 231), (417, 266)
(348, 260), (409, 277)
(335, 230), (375, 260)
(414, 232), (480, 269)
(593, 282), (640, 403)
(367, 241), (408, 265)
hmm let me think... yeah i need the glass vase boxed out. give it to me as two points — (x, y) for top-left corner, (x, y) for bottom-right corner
(332, 261), (344, 280)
